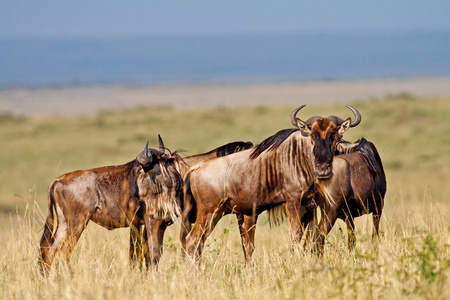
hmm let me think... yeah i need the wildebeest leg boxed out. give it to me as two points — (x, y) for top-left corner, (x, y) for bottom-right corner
(129, 224), (146, 267)
(39, 204), (70, 274)
(180, 193), (196, 257)
(286, 201), (303, 252)
(186, 210), (223, 266)
(39, 222), (56, 274)
(299, 188), (319, 251)
(59, 224), (89, 275)
(41, 217), (88, 275)
(372, 213), (381, 239)
(143, 215), (168, 270)
(301, 208), (315, 250)
(237, 214), (258, 268)
(312, 207), (338, 254)
(371, 195), (383, 240)
(43, 228), (68, 270)
(344, 215), (356, 251)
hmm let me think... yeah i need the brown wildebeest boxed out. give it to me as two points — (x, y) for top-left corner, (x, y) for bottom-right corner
(129, 141), (253, 266)
(39, 136), (183, 273)
(301, 138), (387, 253)
(181, 105), (361, 266)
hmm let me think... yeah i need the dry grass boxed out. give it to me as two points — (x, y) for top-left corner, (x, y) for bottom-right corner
(0, 95), (449, 299)
(1, 198), (448, 299)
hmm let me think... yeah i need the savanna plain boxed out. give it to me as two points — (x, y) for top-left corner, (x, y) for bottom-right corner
(0, 94), (449, 299)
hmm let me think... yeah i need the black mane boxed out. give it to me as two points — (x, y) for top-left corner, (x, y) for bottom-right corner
(126, 159), (140, 200)
(214, 141), (253, 157)
(250, 128), (298, 159)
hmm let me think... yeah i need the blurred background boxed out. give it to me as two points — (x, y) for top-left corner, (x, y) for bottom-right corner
(1, 0), (450, 87)
(1, 3), (450, 297)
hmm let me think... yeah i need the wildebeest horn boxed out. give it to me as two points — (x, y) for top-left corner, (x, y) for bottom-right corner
(305, 115), (323, 125)
(346, 105), (361, 127)
(291, 105), (324, 127)
(137, 141), (153, 165)
(144, 141), (150, 157)
(158, 134), (165, 153)
(290, 105), (307, 127)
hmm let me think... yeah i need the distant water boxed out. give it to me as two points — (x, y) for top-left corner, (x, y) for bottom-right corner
(1, 31), (449, 87)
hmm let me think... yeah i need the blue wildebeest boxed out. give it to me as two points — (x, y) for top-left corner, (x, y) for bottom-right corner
(129, 140), (253, 266)
(39, 136), (183, 273)
(180, 105), (361, 265)
(301, 138), (387, 253)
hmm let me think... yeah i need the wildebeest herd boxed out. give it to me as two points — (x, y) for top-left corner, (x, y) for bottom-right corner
(39, 105), (386, 273)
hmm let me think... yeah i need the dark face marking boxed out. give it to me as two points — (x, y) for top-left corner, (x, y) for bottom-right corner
(309, 119), (339, 178)
(140, 152), (161, 174)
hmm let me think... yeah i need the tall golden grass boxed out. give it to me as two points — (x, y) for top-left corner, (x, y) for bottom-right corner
(0, 95), (449, 298)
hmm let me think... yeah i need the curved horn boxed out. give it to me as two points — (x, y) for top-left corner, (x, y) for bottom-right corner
(137, 141), (152, 165)
(144, 140), (150, 158)
(305, 115), (323, 125)
(290, 105), (306, 127)
(326, 115), (345, 126)
(158, 134), (165, 153)
(346, 105), (361, 127)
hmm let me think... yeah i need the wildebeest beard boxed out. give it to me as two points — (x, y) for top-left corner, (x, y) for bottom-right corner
(137, 162), (182, 222)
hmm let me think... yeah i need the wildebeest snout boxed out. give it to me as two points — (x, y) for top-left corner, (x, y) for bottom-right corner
(315, 161), (332, 178)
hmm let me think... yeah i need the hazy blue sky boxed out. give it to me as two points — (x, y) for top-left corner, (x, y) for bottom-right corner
(1, 0), (450, 38)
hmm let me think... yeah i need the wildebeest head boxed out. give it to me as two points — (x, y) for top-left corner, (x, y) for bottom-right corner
(290, 105), (361, 178)
(136, 134), (167, 175)
(135, 135), (183, 222)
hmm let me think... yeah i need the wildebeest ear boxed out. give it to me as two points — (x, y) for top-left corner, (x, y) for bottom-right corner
(296, 119), (311, 135)
(290, 105), (311, 135)
(158, 134), (165, 153)
(338, 117), (351, 135)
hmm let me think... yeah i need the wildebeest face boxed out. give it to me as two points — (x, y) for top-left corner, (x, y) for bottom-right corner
(290, 105), (360, 179)
(141, 153), (161, 176)
(136, 138), (182, 222)
(136, 141), (162, 175)
(309, 118), (350, 178)
(137, 162), (182, 222)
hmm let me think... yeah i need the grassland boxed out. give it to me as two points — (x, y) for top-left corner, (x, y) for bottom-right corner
(0, 95), (449, 299)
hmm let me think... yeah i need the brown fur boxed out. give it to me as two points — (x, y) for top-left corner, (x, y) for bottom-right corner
(181, 131), (317, 266)
(312, 119), (337, 139)
(181, 106), (362, 266)
(303, 138), (386, 253)
(39, 142), (183, 274)
(129, 141), (253, 267)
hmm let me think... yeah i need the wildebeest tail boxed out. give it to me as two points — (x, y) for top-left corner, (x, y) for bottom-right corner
(356, 138), (387, 196)
(180, 174), (197, 251)
(356, 139), (383, 174)
(267, 204), (288, 226)
(183, 175), (197, 224)
(40, 180), (58, 246)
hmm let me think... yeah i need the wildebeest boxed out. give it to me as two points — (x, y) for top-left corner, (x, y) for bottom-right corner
(129, 140), (253, 267)
(181, 105), (361, 265)
(39, 136), (183, 273)
(302, 138), (387, 253)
